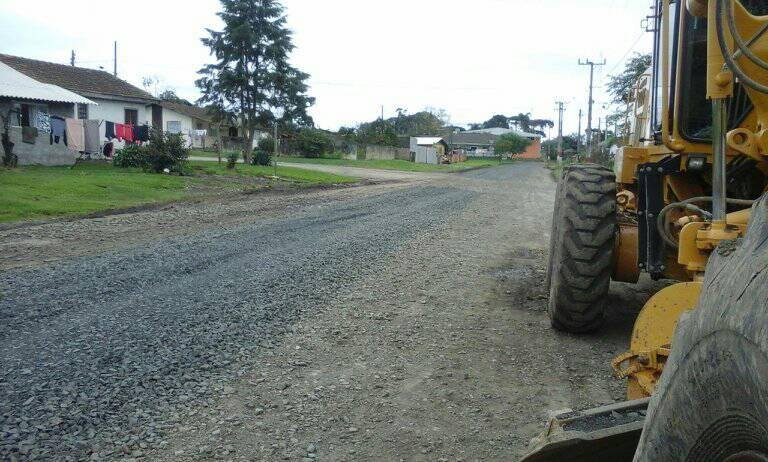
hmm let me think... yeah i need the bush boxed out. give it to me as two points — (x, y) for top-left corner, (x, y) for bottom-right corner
(226, 152), (239, 169)
(113, 144), (146, 168)
(252, 149), (272, 166)
(294, 128), (334, 158)
(258, 137), (274, 153)
(113, 130), (189, 173)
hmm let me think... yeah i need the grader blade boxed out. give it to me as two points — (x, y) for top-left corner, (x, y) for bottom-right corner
(520, 399), (650, 462)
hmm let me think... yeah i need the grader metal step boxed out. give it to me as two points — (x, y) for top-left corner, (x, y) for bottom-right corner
(520, 398), (650, 462)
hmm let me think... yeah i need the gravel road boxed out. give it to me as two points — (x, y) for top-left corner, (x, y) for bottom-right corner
(0, 163), (662, 461)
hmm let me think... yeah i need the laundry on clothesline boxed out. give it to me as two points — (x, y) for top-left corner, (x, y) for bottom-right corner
(65, 118), (85, 152)
(49, 116), (67, 146)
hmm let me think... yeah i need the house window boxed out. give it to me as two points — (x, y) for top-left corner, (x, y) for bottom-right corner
(125, 108), (138, 125)
(167, 121), (182, 134)
(77, 104), (88, 120)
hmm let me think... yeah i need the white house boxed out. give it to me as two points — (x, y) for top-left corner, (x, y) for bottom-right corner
(0, 54), (159, 150)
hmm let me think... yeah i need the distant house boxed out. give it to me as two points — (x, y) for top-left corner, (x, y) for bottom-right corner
(453, 128), (542, 159)
(0, 54), (159, 149)
(0, 61), (94, 166)
(410, 137), (449, 164)
(160, 101), (218, 149)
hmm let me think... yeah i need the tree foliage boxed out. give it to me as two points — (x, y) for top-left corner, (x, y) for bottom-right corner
(159, 90), (193, 106)
(355, 119), (399, 147)
(196, 0), (315, 162)
(494, 133), (532, 156)
(607, 53), (652, 105)
(291, 128), (335, 158)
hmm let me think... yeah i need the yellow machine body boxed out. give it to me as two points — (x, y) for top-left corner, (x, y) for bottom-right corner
(608, 0), (768, 399)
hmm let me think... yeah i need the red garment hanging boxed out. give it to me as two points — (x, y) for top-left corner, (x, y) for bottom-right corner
(123, 125), (134, 143)
(115, 124), (126, 142)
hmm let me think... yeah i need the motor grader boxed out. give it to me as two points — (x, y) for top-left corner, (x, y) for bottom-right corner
(524, 1), (768, 460)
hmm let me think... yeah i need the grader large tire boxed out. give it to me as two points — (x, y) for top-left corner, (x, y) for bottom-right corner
(634, 196), (768, 461)
(547, 164), (616, 333)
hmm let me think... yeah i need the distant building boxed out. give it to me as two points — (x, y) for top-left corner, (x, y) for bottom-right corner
(410, 137), (449, 164)
(0, 53), (159, 149)
(452, 128), (542, 159)
(0, 61), (94, 165)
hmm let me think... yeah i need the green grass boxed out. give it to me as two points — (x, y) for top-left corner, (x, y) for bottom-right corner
(278, 156), (506, 172)
(0, 163), (190, 223)
(188, 161), (357, 184)
(189, 150), (237, 159)
(0, 161), (357, 224)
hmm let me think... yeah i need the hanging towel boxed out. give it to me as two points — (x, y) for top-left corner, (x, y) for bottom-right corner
(35, 111), (51, 134)
(50, 116), (67, 145)
(105, 121), (116, 140)
(115, 123), (126, 142)
(65, 118), (85, 152)
(135, 125), (149, 143)
(22, 126), (38, 144)
(123, 125), (135, 143)
(84, 120), (100, 153)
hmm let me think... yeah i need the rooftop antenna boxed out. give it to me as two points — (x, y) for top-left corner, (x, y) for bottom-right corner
(113, 41), (118, 77)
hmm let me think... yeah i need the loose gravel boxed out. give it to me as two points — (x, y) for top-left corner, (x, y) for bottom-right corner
(0, 184), (471, 461)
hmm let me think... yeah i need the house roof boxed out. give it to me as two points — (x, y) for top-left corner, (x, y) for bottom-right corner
(0, 62), (95, 105)
(161, 101), (215, 122)
(464, 127), (540, 139)
(449, 132), (498, 146)
(414, 137), (445, 146)
(0, 54), (157, 103)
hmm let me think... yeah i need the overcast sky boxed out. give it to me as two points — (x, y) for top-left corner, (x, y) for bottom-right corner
(0, 0), (653, 136)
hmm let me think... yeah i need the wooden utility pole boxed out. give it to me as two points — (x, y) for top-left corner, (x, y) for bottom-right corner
(70, 50), (75, 66)
(577, 109), (583, 158)
(113, 41), (118, 77)
(555, 101), (565, 162)
(579, 58), (606, 154)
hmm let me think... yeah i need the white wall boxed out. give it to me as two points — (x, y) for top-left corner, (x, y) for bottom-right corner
(161, 107), (195, 147)
(87, 98), (152, 150)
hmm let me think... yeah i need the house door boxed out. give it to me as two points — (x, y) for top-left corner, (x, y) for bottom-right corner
(152, 105), (163, 131)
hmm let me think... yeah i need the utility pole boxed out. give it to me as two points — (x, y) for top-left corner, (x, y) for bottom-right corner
(578, 58), (606, 154)
(70, 50), (76, 67)
(381, 105), (384, 121)
(113, 41), (118, 77)
(577, 109), (583, 159)
(555, 101), (565, 162)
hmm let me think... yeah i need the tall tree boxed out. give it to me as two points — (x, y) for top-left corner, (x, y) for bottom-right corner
(482, 114), (510, 129)
(607, 53), (652, 105)
(197, 0), (314, 162)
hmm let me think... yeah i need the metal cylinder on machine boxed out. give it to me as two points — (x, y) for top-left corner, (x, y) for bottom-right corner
(712, 97), (729, 221)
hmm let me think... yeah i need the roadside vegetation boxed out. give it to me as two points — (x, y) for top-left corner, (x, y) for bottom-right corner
(0, 161), (356, 223)
(278, 156), (508, 172)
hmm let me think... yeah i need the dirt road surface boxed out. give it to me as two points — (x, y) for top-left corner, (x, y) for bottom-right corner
(0, 163), (662, 461)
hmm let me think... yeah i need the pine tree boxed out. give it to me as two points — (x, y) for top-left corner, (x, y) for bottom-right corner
(196, 0), (314, 162)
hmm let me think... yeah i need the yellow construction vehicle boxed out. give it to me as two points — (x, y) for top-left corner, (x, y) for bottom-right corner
(526, 1), (768, 460)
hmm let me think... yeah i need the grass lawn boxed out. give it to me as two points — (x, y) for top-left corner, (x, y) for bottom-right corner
(0, 163), (190, 223)
(1, 161), (357, 224)
(189, 150), (237, 159)
(278, 156), (508, 172)
(188, 161), (357, 184)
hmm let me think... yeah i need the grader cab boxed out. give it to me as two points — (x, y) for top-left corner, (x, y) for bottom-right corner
(525, 1), (768, 460)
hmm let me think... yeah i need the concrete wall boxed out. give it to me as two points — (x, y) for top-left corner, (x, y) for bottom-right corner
(365, 145), (411, 161)
(8, 126), (77, 166)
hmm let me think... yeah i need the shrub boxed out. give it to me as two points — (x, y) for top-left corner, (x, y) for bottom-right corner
(294, 128), (334, 158)
(258, 136), (274, 153)
(226, 152), (239, 169)
(113, 130), (189, 173)
(113, 144), (146, 168)
(252, 149), (272, 166)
